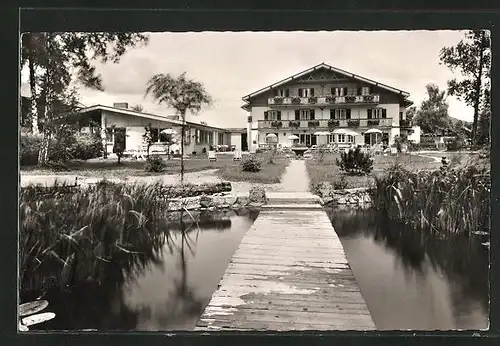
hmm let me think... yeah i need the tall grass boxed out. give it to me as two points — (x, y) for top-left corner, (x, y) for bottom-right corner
(19, 181), (174, 297)
(372, 163), (490, 237)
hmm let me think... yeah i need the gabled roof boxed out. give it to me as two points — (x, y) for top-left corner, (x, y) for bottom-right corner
(242, 62), (410, 102)
(79, 104), (229, 132)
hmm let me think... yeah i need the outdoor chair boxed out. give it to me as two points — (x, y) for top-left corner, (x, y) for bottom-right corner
(233, 150), (242, 161)
(208, 150), (217, 162)
(132, 145), (147, 160)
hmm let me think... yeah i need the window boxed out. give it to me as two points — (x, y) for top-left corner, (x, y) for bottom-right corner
(347, 135), (354, 143)
(298, 88), (314, 97)
(338, 134), (345, 143)
(332, 87), (346, 97)
(218, 133), (224, 145)
(264, 110), (281, 121)
(330, 108), (351, 120)
(277, 88), (290, 97)
(300, 110), (310, 120)
(347, 87), (357, 96)
(361, 87), (371, 95)
(367, 108), (387, 119)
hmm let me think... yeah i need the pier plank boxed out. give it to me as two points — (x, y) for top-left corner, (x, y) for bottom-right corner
(196, 192), (375, 331)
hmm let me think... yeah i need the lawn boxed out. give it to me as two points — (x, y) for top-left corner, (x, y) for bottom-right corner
(218, 155), (290, 184)
(21, 153), (290, 184)
(306, 153), (441, 190)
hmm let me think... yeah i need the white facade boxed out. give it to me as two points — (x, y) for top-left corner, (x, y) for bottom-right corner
(80, 105), (231, 156)
(242, 63), (413, 153)
(408, 126), (421, 143)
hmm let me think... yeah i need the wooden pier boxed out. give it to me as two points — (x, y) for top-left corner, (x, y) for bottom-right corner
(195, 192), (375, 331)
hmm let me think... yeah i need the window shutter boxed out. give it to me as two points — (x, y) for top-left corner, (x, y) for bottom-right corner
(277, 111), (281, 121)
(367, 109), (372, 119)
(264, 111), (269, 121)
(273, 89), (278, 97)
(298, 88), (303, 97)
(343, 87), (348, 96)
(346, 109), (351, 120)
(331, 88), (335, 96)
(285, 89), (290, 97)
(367, 86), (371, 94)
(310, 88), (315, 96)
(295, 110), (300, 120)
(310, 109), (315, 120)
(357, 87), (362, 95)
(330, 109), (335, 119)
(382, 109), (387, 119)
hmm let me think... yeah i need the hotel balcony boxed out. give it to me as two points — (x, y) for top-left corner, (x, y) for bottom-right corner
(258, 118), (393, 129)
(268, 94), (380, 107)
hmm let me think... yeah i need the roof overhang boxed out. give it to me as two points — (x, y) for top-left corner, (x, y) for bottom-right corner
(242, 62), (410, 102)
(79, 105), (230, 132)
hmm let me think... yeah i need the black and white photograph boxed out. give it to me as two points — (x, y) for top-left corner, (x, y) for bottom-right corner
(19, 30), (490, 332)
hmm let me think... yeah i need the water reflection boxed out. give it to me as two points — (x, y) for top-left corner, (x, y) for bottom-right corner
(326, 207), (489, 330)
(25, 210), (258, 331)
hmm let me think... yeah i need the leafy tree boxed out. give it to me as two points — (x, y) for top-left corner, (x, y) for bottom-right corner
(405, 106), (417, 122)
(439, 30), (491, 145)
(413, 84), (450, 135)
(143, 123), (154, 159)
(131, 104), (144, 112)
(145, 72), (212, 184)
(112, 127), (126, 164)
(21, 32), (149, 164)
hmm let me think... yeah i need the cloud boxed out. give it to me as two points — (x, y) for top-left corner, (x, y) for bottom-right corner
(21, 30), (477, 127)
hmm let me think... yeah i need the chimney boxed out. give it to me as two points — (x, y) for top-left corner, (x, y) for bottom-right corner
(113, 102), (129, 109)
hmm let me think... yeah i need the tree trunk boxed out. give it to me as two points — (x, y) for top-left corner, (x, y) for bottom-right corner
(38, 131), (50, 165)
(180, 110), (186, 185)
(472, 31), (486, 146)
(28, 37), (38, 135)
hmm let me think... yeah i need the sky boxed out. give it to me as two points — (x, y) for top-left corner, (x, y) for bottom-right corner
(20, 30), (475, 128)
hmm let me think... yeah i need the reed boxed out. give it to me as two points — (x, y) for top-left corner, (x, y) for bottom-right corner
(372, 162), (490, 237)
(19, 180), (173, 296)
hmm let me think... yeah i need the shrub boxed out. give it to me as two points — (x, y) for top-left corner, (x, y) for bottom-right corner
(241, 156), (262, 172)
(336, 147), (373, 175)
(333, 175), (348, 190)
(408, 142), (420, 152)
(447, 136), (465, 151)
(70, 133), (103, 160)
(144, 155), (166, 173)
(266, 149), (276, 164)
(20, 134), (43, 166)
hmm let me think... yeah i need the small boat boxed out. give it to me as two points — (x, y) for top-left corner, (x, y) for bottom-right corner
(19, 300), (49, 317)
(22, 312), (56, 327)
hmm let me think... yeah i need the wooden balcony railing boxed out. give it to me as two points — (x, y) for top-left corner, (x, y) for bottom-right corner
(258, 118), (393, 129)
(268, 94), (380, 106)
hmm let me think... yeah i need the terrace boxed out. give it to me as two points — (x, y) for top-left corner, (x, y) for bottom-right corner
(258, 118), (393, 129)
(268, 94), (380, 107)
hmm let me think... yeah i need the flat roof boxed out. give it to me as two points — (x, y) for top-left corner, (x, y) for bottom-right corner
(80, 104), (230, 132)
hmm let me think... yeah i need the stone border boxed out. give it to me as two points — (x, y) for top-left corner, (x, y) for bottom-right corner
(315, 184), (373, 207)
(164, 185), (268, 212)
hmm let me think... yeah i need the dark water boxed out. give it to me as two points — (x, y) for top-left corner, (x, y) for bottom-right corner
(326, 207), (489, 331)
(27, 210), (258, 331)
(24, 206), (488, 331)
